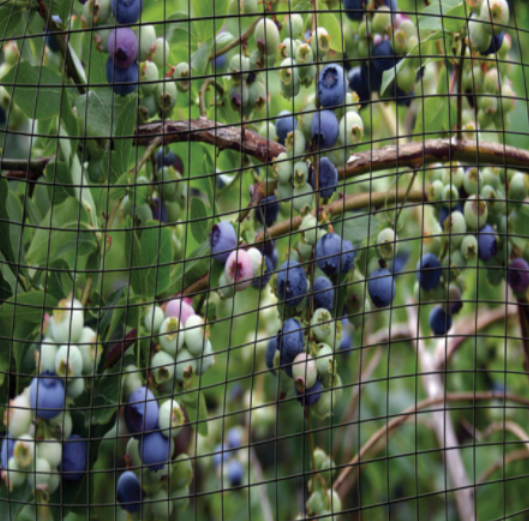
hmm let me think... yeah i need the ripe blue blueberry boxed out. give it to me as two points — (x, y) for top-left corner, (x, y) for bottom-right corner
(213, 443), (229, 468)
(317, 64), (347, 109)
(429, 307), (452, 336)
(368, 268), (396, 308)
(416, 253), (442, 291)
(313, 276), (335, 310)
(372, 40), (396, 74)
(391, 251), (409, 275)
(254, 195), (279, 227)
(124, 386), (159, 437)
(477, 224), (498, 261)
(348, 66), (370, 103)
(251, 254), (274, 290)
(111, 0), (143, 24)
(265, 337), (278, 373)
(383, 0), (398, 8)
(482, 32), (505, 56)
(139, 431), (172, 471)
(315, 157), (338, 198)
(227, 459), (244, 487)
(150, 197), (168, 223)
(156, 148), (180, 171)
(276, 260), (308, 306)
(226, 428), (243, 450)
(276, 110), (297, 145)
(30, 371), (65, 420)
(343, 0), (366, 21)
(105, 58), (139, 97)
(315, 233), (355, 277)
(361, 62), (382, 93)
(61, 434), (87, 481)
(1, 437), (15, 470)
(295, 379), (322, 406)
(46, 16), (62, 52)
(210, 221), (237, 263)
(108, 28), (138, 69)
(117, 471), (143, 512)
(507, 258), (529, 293)
(311, 110), (339, 149)
(339, 332), (353, 354)
(277, 318), (305, 367)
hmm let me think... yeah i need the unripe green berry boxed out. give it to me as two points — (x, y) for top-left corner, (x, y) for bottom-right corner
(508, 172), (527, 202)
(372, 7), (392, 35)
(442, 164), (464, 188)
(292, 353), (318, 390)
(240, 0), (258, 13)
(159, 316), (185, 355)
(274, 152), (293, 183)
(464, 194), (489, 230)
(175, 349), (197, 383)
(311, 27), (331, 58)
(229, 83), (249, 112)
(311, 308), (332, 341)
(137, 25), (157, 61)
(156, 81), (178, 113)
(442, 184), (460, 208)
(301, 213), (318, 245)
(255, 18), (280, 56)
(152, 350), (175, 384)
(480, 0), (510, 35)
(468, 15), (492, 53)
(184, 314), (207, 356)
(292, 183), (314, 213)
(174, 62), (190, 92)
(396, 64), (416, 94)
(461, 234), (478, 261)
(443, 210), (467, 248)
(315, 344), (334, 379)
(248, 81), (267, 111)
(158, 399), (185, 438)
(150, 37), (170, 68)
(286, 129), (306, 158)
(55, 344), (83, 378)
(428, 180), (445, 202)
(293, 160), (309, 187)
(377, 227), (397, 259)
(144, 305), (164, 333)
(464, 167), (484, 195)
(339, 111), (364, 146)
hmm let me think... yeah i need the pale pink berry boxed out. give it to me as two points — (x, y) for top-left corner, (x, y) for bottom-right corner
(165, 298), (195, 325)
(224, 249), (254, 291)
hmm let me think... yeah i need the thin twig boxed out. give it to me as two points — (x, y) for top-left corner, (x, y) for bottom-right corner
(395, 169), (418, 224)
(37, 0), (86, 94)
(129, 136), (162, 175)
(456, 38), (466, 141)
(208, 17), (262, 60)
(477, 449), (529, 486)
(333, 390), (529, 496)
(199, 79), (224, 117)
(482, 421), (529, 452)
(105, 329), (138, 369)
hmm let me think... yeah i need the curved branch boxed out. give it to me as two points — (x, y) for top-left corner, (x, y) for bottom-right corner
(333, 391), (529, 496)
(477, 449), (529, 486)
(135, 117), (285, 163)
(482, 421), (529, 452)
(1, 157), (52, 180)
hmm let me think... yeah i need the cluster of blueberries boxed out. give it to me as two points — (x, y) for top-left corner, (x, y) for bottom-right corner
(0, 296), (96, 495)
(116, 387), (192, 515)
(143, 297), (214, 390)
(213, 427), (246, 488)
(306, 448), (342, 518)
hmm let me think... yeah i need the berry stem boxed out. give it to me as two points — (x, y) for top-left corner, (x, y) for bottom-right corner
(207, 17), (263, 61)
(198, 78), (225, 117)
(456, 38), (466, 141)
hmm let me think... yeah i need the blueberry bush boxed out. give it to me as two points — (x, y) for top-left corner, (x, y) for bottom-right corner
(1, 0), (529, 519)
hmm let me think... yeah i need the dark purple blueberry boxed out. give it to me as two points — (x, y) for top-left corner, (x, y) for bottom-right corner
(391, 251), (410, 275)
(317, 157), (338, 198)
(507, 257), (529, 293)
(30, 371), (65, 420)
(254, 195), (279, 227)
(276, 111), (297, 145)
(116, 471), (143, 512)
(429, 307), (452, 336)
(348, 66), (370, 103)
(416, 253), (442, 291)
(311, 110), (339, 149)
(315, 233), (355, 277)
(368, 268), (396, 308)
(61, 434), (87, 481)
(105, 58), (139, 97)
(150, 197), (168, 223)
(1, 437), (15, 470)
(276, 260), (308, 306)
(295, 379), (322, 406)
(361, 62), (382, 92)
(227, 459), (244, 487)
(481, 31), (505, 56)
(265, 337), (278, 374)
(111, 0), (143, 24)
(210, 221), (237, 263)
(477, 224), (498, 261)
(343, 0), (366, 20)
(251, 254), (274, 290)
(108, 28), (138, 69)
(317, 63), (347, 109)
(312, 276), (335, 310)
(373, 40), (397, 74)
(138, 431), (171, 471)
(124, 386), (159, 437)
(277, 318), (304, 370)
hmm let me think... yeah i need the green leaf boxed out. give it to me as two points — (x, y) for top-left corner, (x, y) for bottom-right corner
(193, 0), (229, 43)
(109, 95), (137, 183)
(317, 13), (343, 53)
(0, 181), (16, 272)
(0, 482), (33, 520)
(90, 372), (122, 425)
(183, 391), (209, 436)
(170, 241), (210, 294)
(0, 291), (57, 324)
(2, 61), (63, 120)
(333, 212), (379, 246)
(26, 197), (94, 267)
(191, 40), (213, 74)
(418, 0), (466, 32)
(45, 161), (76, 204)
(137, 221), (174, 297)
(190, 197), (210, 243)
(46, 259), (73, 301)
(380, 31), (445, 96)
(0, 6), (23, 39)
(0, 271), (12, 302)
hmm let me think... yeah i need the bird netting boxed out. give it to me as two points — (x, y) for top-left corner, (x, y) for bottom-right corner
(0, 0), (528, 519)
